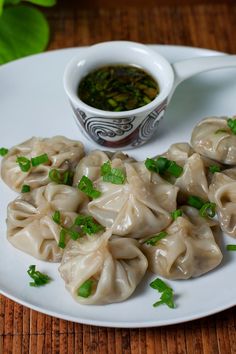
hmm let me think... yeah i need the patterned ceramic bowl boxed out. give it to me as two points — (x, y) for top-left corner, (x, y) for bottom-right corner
(63, 41), (236, 149)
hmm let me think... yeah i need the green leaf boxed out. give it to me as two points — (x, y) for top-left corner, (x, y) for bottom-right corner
(3, 0), (21, 4)
(0, 5), (49, 64)
(23, 0), (56, 6)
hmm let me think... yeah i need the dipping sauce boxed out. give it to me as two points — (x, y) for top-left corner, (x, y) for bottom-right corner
(78, 65), (159, 112)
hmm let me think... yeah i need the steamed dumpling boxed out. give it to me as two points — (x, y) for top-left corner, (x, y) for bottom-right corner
(191, 116), (236, 165)
(209, 168), (236, 238)
(58, 229), (148, 305)
(141, 206), (222, 279)
(7, 183), (88, 261)
(73, 150), (135, 186)
(1, 136), (84, 192)
(88, 161), (178, 238)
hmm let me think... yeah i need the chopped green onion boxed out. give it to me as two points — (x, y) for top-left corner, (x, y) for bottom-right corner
(78, 176), (101, 199)
(199, 202), (216, 218)
(187, 195), (205, 210)
(52, 210), (61, 225)
(31, 153), (49, 167)
(101, 161), (126, 184)
(49, 169), (74, 186)
(16, 156), (31, 172)
(145, 231), (168, 246)
(77, 279), (93, 298)
(49, 169), (61, 183)
(145, 158), (159, 173)
(166, 161), (183, 178)
(64, 227), (80, 240)
(145, 157), (183, 178)
(214, 129), (228, 134)
(209, 165), (221, 174)
(0, 147), (8, 156)
(27, 265), (51, 287)
(226, 244), (236, 251)
(171, 209), (183, 220)
(21, 184), (30, 193)
(58, 229), (66, 249)
(150, 278), (175, 309)
(74, 215), (104, 235)
(153, 289), (175, 309)
(227, 118), (236, 134)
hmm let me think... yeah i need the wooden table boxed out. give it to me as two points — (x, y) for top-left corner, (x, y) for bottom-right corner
(1, 1), (236, 353)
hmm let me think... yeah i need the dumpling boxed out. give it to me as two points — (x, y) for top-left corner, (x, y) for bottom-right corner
(1, 136), (84, 192)
(209, 168), (236, 237)
(191, 116), (236, 165)
(141, 206), (222, 279)
(88, 161), (178, 238)
(159, 143), (221, 202)
(73, 150), (135, 186)
(58, 229), (148, 305)
(7, 183), (88, 261)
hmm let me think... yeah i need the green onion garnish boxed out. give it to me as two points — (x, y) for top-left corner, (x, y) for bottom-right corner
(64, 227), (80, 240)
(77, 279), (94, 298)
(150, 278), (175, 309)
(145, 231), (168, 246)
(227, 118), (236, 134)
(171, 209), (183, 220)
(0, 147), (8, 156)
(226, 244), (236, 251)
(58, 229), (66, 249)
(74, 214), (104, 235)
(52, 210), (61, 224)
(78, 176), (101, 199)
(31, 153), (49, 167)
(187, 195), (205, 210)
(21, 184), (30, 193)
(101, 161), (126, 184)
(27, 265), (51, 287)
(145, 157), (183, 178)
(16, 156), (31, 172)
(49, 169), (74, 186)
(209, 165), (221, 174)
(199, 202), (216, 218)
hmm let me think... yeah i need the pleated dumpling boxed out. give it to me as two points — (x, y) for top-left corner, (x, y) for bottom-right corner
(1, 136), (84, 192)
(141, 206), (222, 279)
(209, 168), (236, 238)
(88, 161), (178, 238)
(7, 183), (88, 261)
(191, 116), (236, 165)
(58, 230), (148, 305)
(73, 150), (135, 186)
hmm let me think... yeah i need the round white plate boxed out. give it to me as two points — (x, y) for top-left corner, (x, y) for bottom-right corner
(0, 45), (236, 328)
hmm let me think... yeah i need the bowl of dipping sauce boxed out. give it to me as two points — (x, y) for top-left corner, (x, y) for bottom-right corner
(63, 41), (174, 148)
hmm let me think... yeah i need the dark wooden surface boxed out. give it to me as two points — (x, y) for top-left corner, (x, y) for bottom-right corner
(1, 1), (236, 353)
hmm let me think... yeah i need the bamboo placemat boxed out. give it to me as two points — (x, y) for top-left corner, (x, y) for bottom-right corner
(1, 2), (236, 353)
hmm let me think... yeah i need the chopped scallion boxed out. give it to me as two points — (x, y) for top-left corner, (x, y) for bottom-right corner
(31, 153), (49, 167)
(101, 161), (126, 184)
(199, 202), (216, 218)
(227, 118), (236, 135)
(226, 244), (236, 251)
(145, 231), (168, 246)
(16, 156), (31, 172)
(21, 184), (30, 193)
(209, 165), (221, 174)
(187, 195), (205, 210)
(58, 229), (66, 249)
(0, 147), (8, 156)
(171, 209), (182, 220)
(77, 279), (93, 298)
(74, 214), (104, 235)
(78, 175), (101, 199)
(27, 265), (51, 287)
(52, 210), (61, 225)
(145, 157), (183, 178)
(150, 278), (175, 309)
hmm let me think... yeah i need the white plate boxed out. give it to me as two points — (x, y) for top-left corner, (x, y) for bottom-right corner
(0, 45), (236, 328)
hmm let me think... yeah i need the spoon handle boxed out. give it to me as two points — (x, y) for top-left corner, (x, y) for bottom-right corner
(172, 54), (236, 88)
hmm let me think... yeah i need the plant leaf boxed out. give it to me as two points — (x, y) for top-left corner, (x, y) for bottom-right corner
(0, 0), (3, 16)
(0, 5), (49, 64)
(3, 0), (21, 5)
(23, 0), (56, 7)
